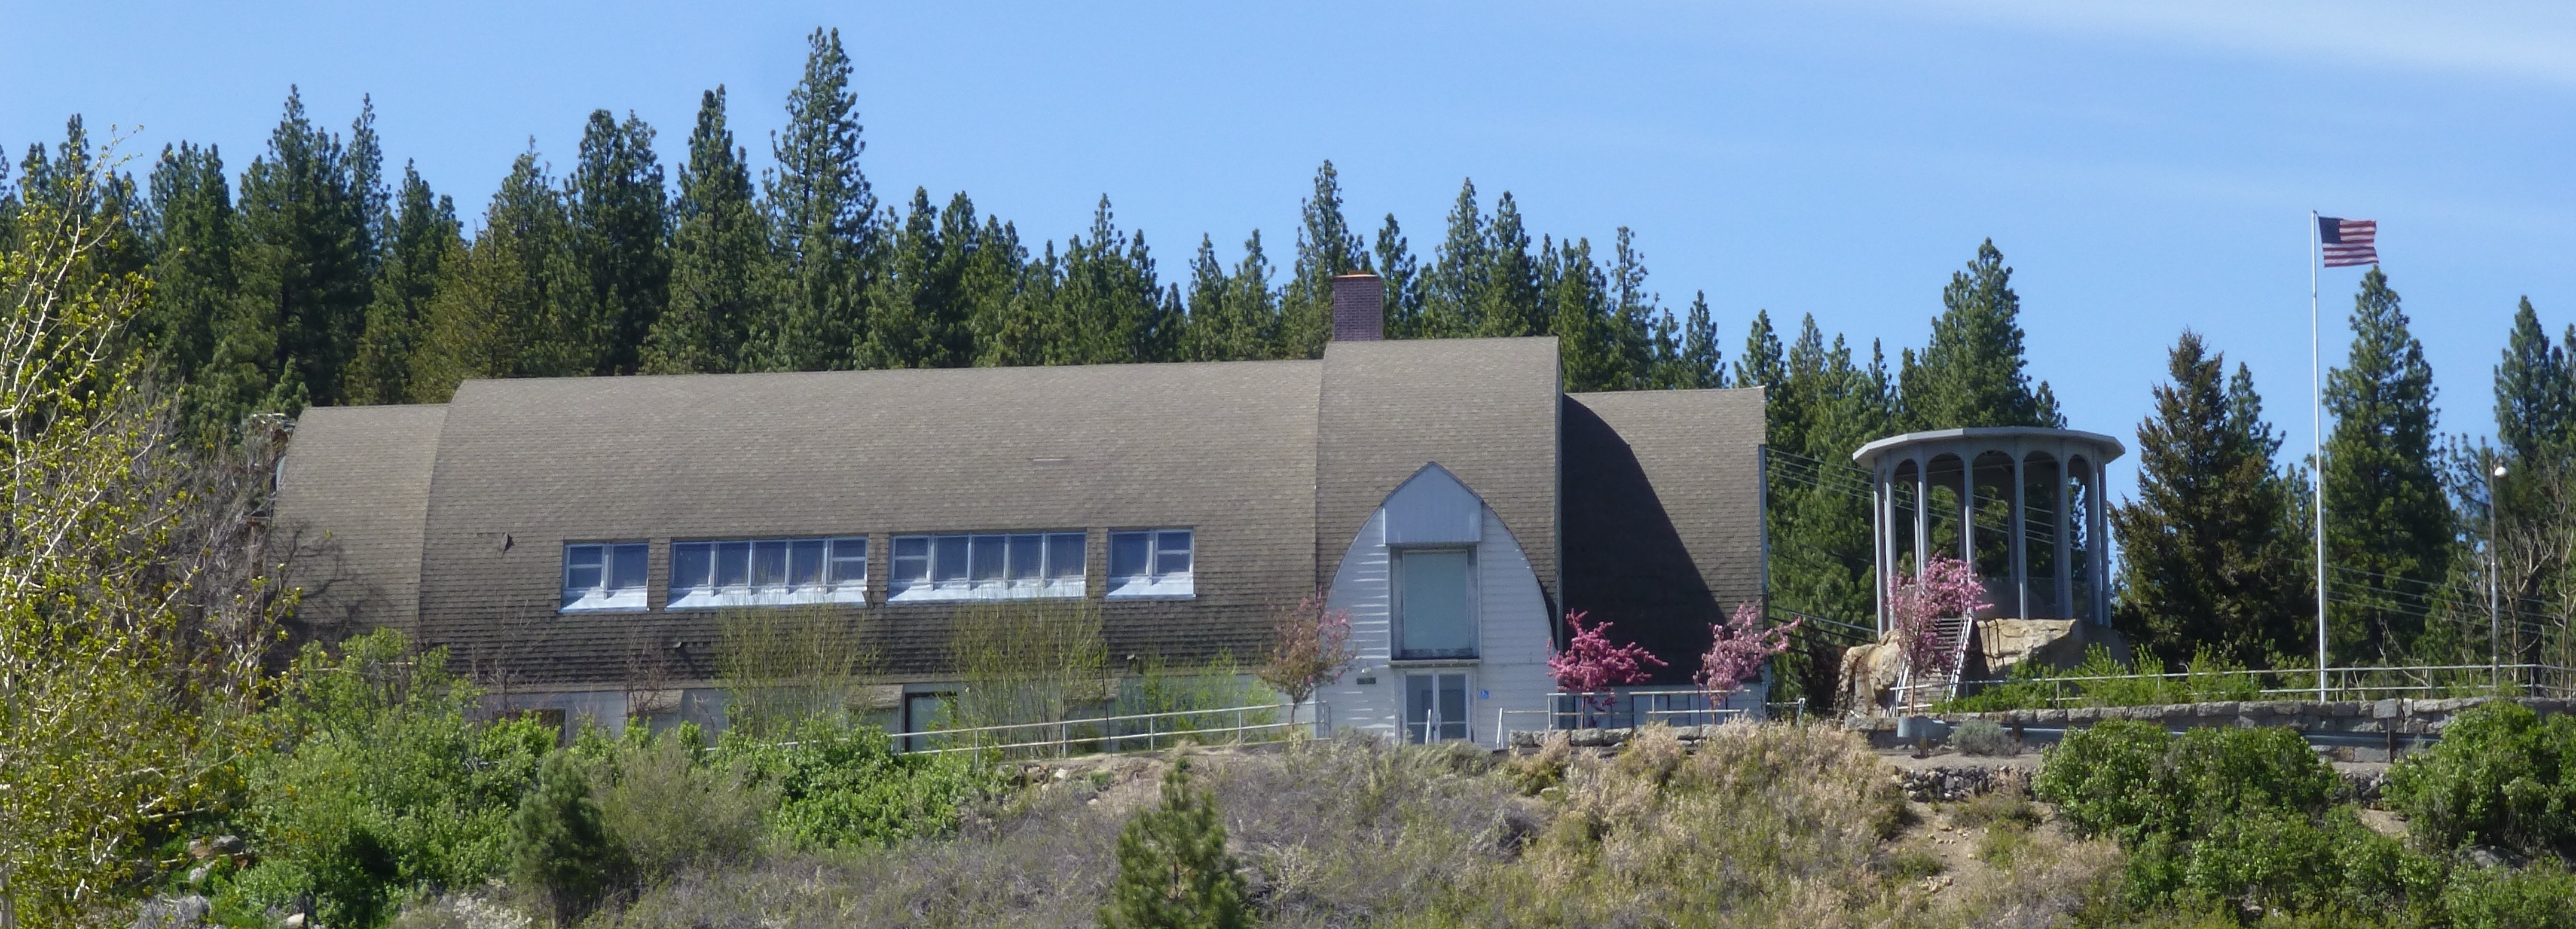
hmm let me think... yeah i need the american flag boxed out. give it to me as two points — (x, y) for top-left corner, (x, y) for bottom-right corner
(2318, 216), (2378, 267)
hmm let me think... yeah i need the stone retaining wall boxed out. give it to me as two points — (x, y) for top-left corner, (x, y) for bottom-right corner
(1851, 696), (2572, 761)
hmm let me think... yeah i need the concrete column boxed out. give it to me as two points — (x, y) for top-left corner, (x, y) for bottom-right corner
(2011, 451), (2028, 622)
(1873, 467), (1890, 634)
(1958, 451), (1976, 573)
(2054, 453), (2074, 620)
(1914, 458), (1930, 580)
(2089, 463), (2110, 625)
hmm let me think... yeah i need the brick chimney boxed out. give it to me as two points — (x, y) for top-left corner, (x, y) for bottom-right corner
(1330, 273), (1384, 341)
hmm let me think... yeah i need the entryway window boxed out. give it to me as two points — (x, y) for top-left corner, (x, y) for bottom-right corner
(1395, 548), (1475, 659)
(1405, 672), (1469, 744)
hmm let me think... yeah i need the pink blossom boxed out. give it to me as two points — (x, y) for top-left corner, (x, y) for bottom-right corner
(1886, 555), (1991, 681)
(1549, 611), (1667, 716)
(1696, 601), (1799, 698)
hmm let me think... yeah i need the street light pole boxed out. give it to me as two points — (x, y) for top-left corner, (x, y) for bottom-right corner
(2491, 460), (2508, 691)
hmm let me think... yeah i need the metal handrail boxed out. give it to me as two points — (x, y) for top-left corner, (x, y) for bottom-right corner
(1908, 662), (2576, 708)
(897, 701), (1304, 756)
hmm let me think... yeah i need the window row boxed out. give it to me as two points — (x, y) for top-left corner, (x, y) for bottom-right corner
(560, 530), (1194, 612)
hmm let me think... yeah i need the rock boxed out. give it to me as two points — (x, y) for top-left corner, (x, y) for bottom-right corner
(185, 863), (212, 886)
(284, 913), (306, 929)
(212, 835), (243, 855)
(2467, 846), (2513, 869)
(133, 895), (212, 929)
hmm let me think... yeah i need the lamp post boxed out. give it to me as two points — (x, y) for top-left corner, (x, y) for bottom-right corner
(2490, 461), (2508, 691)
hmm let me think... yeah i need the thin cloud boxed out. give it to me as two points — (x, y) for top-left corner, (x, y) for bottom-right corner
(1893, 0), (2576, 89)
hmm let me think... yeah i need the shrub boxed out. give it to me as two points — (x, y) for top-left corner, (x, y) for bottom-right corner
(511, 750), (627, 924)
(2036, 721), (2355, 912)
(1951, 719), (2019, 756)
(2384, 699), (2576, 860)
(716, 714), (998, 850)
(1100, 761), (1250, 929)
(591, 723), (770, 882)
(228, 629), (555, 928)
(2440, 861), (2576, 929)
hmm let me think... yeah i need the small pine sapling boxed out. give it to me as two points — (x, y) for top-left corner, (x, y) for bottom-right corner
(1697, 601), (1800, 702)
(1099, 761), (1251, 929)
(1547, 611), (1667, 723)
(509, 751), (628, 925)
(1257, 589), (1356, 721)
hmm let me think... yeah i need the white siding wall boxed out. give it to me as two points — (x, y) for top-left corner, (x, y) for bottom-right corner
(1316, 485), (1554, 748)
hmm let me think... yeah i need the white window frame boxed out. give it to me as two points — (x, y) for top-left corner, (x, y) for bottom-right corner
(1105, 528), (1194, 599)
(561, 541), (649, 613)
(667, 536), (868, 609)
(887, 531), (1085, 603)
(1392, 546), (1478, 660)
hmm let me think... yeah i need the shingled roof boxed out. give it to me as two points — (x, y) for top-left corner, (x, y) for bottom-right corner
(276, 337), (1765, 692)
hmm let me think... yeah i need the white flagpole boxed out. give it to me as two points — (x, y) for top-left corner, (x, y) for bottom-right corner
(2311, 212), (2329, 701)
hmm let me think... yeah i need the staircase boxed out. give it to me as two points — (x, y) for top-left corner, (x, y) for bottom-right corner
(1896, 616), (1976, 714)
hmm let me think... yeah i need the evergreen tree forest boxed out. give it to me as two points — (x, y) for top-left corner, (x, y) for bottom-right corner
(7, 26), (2572, 695)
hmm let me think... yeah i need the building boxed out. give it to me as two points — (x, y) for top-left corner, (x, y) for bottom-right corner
(274, 276), (1767, 747)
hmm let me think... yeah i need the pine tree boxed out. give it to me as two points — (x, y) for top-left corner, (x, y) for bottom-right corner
(1735, 309), (1785, 395)
(344, 163), (459, 405)
(412, 148), (573, 399)
(1418, 180), (1485, 338)
(1545, 236), (1624, 390)
(1646, 291), (1725, 389)
(347, 96), (389, 271)
(2111, 332), (2310, 667)
(510, 751), (626, 926)
(219, 88), (376, 420)
(1477, 192), (1544, 338)
(1179, 231), (1276, 362)
(563, 109), (670, 376)
(1898, 240), (2063, 430)
(2496, 298), (2571, 461)
(643, 88), (774, 375)
(757, 27), (873, 372)
(1371, 213), (1425, 338)
(1098, 762), (1250, 929)
(857, 188), (973, 368)
(140, 142), (235, 396)
(952, 198), (1028, 366)
(1603, 228), (1660, 387)
(1047, 197), (1172, 365)
(1278, 161), (1369, 359)
(2322, 268), (2452, 662)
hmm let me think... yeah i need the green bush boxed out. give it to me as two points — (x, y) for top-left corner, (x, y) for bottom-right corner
(1950, 719), (2018, 756)
(716, 714), (998, 850)
(2037, 721), (2360, 911)
(511, 750), (628, 925)
(227, 629), (554, 928)
(2385, 700), (2576, 859)
(588, 723), (770, 882)
(2440, 861), (2576, 929)
(1100, 761), (1250, 929)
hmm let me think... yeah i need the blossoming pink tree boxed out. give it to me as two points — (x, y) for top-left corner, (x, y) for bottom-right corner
(1258, 589), (1357, 722)
(1548, 611), (1667, 725)
(1886, 555), (1991, 701)
(1695, 601), (1800, 707)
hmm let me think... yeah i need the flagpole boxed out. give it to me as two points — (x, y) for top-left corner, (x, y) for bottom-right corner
(2310, 211), (2329, 702)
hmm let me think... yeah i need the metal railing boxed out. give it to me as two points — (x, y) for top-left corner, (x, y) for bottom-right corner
(1493, 690), (1807, 744)
(898, 701), (1317, 757)
(1909, 662), (2576, 710)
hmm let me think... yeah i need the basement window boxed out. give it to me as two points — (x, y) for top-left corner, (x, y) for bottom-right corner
(1106, 529), (1194, 598)
(668, 536), (867, 609)
(888, 531), (1084, 602)
(561, 542), (649, 612)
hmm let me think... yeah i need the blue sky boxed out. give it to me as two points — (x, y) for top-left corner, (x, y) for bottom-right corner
(4, 1), (2569, 498)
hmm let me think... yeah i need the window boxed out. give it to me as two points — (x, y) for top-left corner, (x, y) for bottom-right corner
(1107, 528), (1193, 598)
(888, 531), (1084, 601)
(561, 542), (649, 612)
(1394, 548), (1475, 659)
(1404, 672), (1469, 743)
(668, 536), (866, 609)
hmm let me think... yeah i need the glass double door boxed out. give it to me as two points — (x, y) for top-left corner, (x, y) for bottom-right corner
(1404, 672), (1469, 744)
